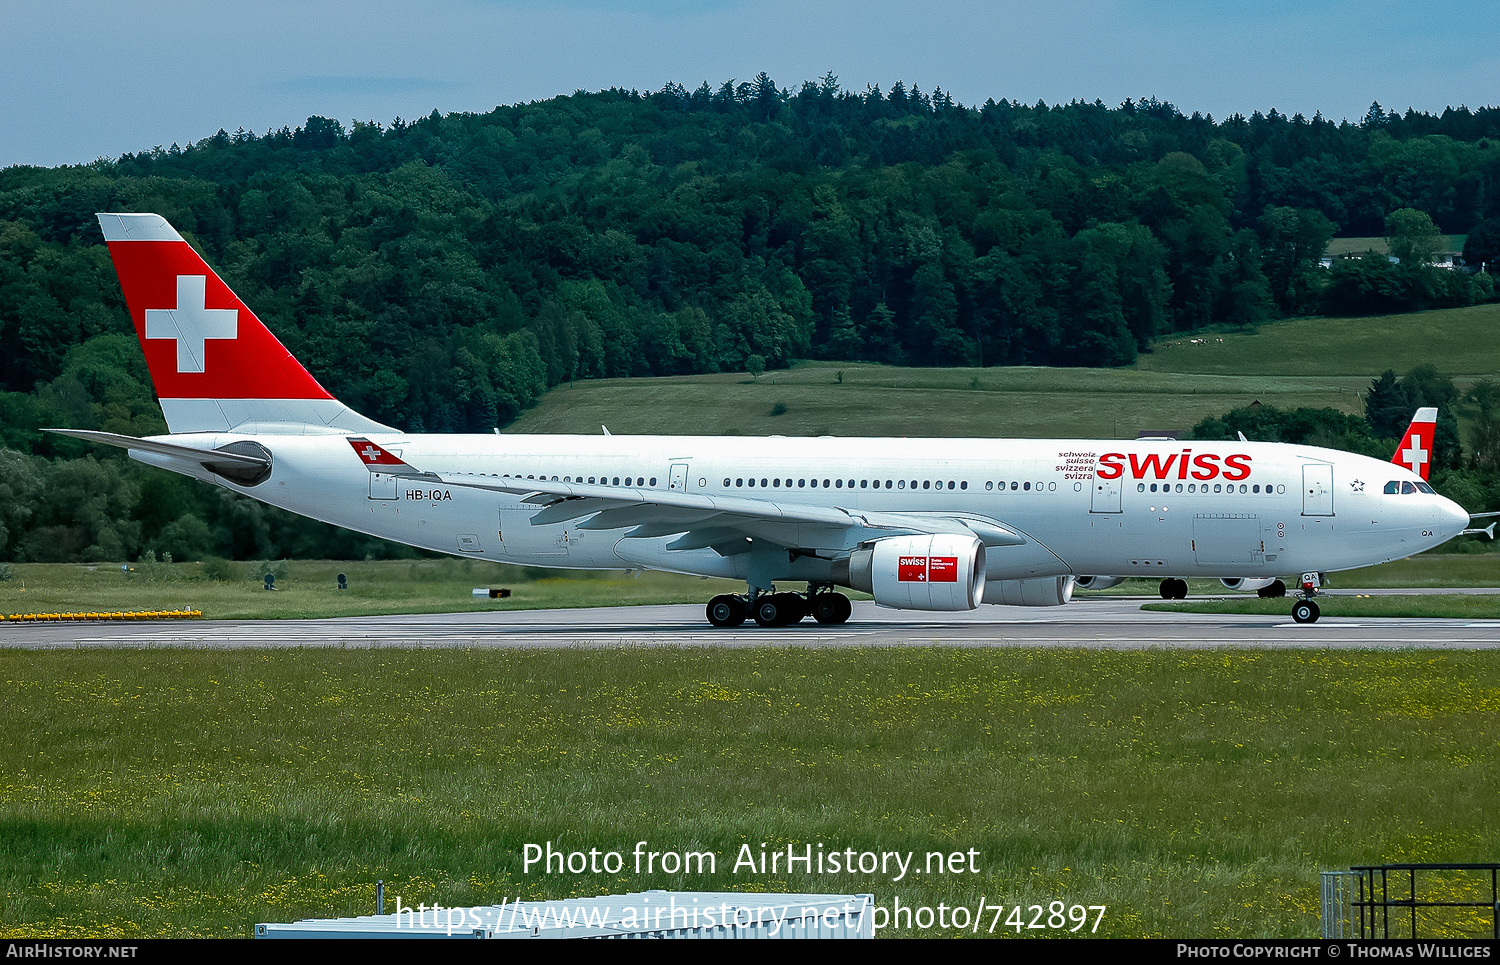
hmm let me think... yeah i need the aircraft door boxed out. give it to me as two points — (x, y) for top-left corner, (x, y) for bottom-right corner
(367, 446), (402, 499)
(1302, 464), (1334, 516)
(669, 463), (689, 492)
(368, 471), (398, 500)
(1090, 462), (1122, 513)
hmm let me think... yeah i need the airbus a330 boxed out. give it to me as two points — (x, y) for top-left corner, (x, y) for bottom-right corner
(54, 214), (1475, 626)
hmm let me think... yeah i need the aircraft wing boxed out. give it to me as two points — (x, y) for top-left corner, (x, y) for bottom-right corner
(432, 471), (1029, 556)
(334, 439), (1032, 555)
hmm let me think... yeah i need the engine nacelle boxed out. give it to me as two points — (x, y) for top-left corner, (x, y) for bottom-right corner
(846, 534), (986, 611)
(1074, 575), (1124, 591)
(983, 576), (1075, 607)
(1220, 577), (1277, 592)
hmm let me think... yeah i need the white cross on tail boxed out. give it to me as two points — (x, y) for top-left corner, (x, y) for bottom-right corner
(144, 275), (237, 373)
(1400, 437), (1429, 474)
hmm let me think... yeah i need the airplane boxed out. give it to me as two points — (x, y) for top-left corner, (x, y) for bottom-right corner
(50, 213), (1473, 627)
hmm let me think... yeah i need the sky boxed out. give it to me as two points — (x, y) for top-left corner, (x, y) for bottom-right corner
(3, 0), (1497, 169)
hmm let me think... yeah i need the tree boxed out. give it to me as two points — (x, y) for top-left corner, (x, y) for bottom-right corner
(1384, 208), (1442, 267)
(1257, 206), (1335, 315)
(1364, 370), (1411, 439)
(1462, 218), (1500, 272)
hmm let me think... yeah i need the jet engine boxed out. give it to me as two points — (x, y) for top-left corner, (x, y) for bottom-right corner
(1074, 575), (1124, 591)
(1220, 577), (1276, 592)
(844, 534), (986, 610)
(982, 576), (1075, 607)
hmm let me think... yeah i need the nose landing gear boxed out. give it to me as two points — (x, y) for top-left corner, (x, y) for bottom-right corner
(1290, 572), (1324, 624)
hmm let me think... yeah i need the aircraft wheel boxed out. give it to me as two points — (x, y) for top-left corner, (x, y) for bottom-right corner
(1160, 578), (1188, 600)
(1258, 579), (1287, 599)
(753, 597), (784, 627)
(706, 595), (745, 628)
(1292, 600), (1320, 624)
(772, 592), (806, 625)
(812, 593), (852, 625)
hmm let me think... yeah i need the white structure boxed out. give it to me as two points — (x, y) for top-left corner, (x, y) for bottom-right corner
(256, 891), (873, 939)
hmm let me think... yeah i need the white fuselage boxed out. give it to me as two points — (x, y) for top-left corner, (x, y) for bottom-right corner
(135, 432), (1470, 589)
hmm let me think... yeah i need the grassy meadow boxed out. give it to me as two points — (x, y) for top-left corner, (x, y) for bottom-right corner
(0, 558), (742, 622)
(509, 304), (1494, 448)
(1137, 303), (1500, 379)
(3, 648), (1497, 939)
(510, 362), (1371, 440)
(0, 552), (1494, 624)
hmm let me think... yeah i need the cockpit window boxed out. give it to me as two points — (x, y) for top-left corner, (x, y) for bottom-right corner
(1384, 481), (1400, 494)
(1401, 481), (1416, 494)
(1415, 481), (1436, 494)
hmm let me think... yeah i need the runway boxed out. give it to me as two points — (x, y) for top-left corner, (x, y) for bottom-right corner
(4, 595), (1500, 649)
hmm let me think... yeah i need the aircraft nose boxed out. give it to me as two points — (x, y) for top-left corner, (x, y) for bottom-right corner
(1438, 497), (1469, 538)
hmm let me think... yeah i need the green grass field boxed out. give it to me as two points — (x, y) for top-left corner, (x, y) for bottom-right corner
(1137, 303), (1500, 378)
(1, 553), (1493, 624)
(510, 362), (1370, 439)
(509, 305), (1494, 442)
(3, 648), (1496, 939)
(0, 559), (742, 622)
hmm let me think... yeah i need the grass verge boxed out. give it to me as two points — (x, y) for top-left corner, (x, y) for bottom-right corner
(0, 559), (742, 621)
(2, 648), (1496, 939)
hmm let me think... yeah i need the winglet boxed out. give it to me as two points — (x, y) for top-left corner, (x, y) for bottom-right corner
(1392, 407), (1438, 480)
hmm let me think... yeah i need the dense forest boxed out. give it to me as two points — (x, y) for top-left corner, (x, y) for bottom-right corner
(2, 75), (1498, 562)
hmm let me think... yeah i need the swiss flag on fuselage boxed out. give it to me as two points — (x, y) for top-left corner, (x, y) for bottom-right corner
(100, 215), (331, 401)
(1392, 407), (1438, 481)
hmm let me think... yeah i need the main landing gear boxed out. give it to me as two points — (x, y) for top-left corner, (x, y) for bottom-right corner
(705, 585), (852, 628)
(1158, 578), (1188, 600)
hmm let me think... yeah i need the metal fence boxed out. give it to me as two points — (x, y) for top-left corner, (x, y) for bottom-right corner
(1323, 864), (1500, 939)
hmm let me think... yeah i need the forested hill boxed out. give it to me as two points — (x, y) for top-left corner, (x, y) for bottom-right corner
(4, 75), (1500, 447)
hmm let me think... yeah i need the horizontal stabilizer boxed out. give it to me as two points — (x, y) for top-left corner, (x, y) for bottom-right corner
(45, 428), (267, 468)
(44, 428), (272, 486)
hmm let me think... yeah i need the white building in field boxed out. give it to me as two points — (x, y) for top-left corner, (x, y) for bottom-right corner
(1320, 235), (1468, 269)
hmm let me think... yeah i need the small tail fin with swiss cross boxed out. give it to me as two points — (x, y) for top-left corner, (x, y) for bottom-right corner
(1391, 407), (1438, 480)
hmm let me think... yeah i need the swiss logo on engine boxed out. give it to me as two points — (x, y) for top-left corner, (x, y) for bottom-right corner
(898, 556), (958, 582)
